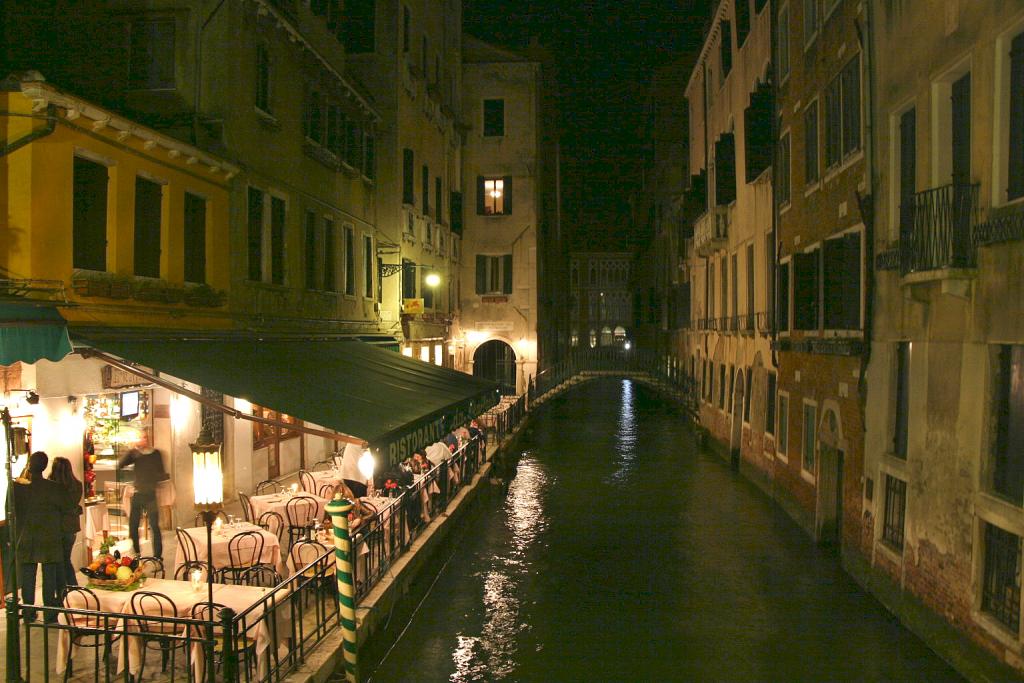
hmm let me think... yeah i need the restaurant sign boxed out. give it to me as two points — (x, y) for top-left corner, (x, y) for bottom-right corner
(380, 393), (495, 466)
(403, 298), (425, 314)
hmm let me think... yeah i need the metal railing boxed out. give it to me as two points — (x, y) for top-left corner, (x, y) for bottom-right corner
(899, 182), (980, 275)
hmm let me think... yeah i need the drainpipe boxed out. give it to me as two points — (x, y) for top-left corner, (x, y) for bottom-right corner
(769, 8), (779, 371)
(0, 105), (57, 158)
(192, 0), (230, 146)
(855, 5), (878, 420)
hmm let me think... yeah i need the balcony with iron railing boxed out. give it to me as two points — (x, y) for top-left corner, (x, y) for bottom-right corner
(693, 205), (730, 256)
(879, 183), (982, 281)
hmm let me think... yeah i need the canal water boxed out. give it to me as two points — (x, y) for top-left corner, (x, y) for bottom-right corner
(364, 379), (962, 682)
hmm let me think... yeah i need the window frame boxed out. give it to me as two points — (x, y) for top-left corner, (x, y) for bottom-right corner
(126, 16), (176, 91)
(255, 43), (272, 115)
(343, 223), (356, 297)
(183, 191), (207, 285)
(482, 98), (505, 137)
(778, 3), (791, 84)
(777, 391), (790, 460)
(72, 154), (110, 273)
(881, 474), (908, 551)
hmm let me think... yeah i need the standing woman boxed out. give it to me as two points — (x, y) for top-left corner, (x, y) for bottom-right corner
(49, 457), (83, 588)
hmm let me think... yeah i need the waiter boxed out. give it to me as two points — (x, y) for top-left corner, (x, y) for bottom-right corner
(118, 435), (168, 561)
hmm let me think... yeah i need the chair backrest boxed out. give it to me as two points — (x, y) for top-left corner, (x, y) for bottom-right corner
(175, 527), (199, 564)
(137, 556), (165, 579)
(255, 479), (282, 495)
(290, 539), (329, 576)
(285, 496), (318, 528)
(311, 460), (333, 472)
(173, 560), (213, 582)
(62, 586), (101, 628)
(241, 564), (281, 588)
(317, 482), (336, 499)
(298, 469), (316, 494)
(238, 491), (254, 523)
(129, 591), (179, 635)
(257, 510), (285, 543)
(227, 530), (265, 569)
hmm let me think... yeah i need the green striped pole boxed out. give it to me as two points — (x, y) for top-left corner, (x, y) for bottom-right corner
(326, 495), (358, 683)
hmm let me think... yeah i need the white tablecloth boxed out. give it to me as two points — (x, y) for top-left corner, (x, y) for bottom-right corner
(249, 493), (327, 527)
(309, 470), (344, 496)
(57, 577), (290, 680)
(173, 523), (287, 577)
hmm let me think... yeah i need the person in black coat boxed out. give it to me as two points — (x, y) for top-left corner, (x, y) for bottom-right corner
(48, 457), (83, 589)
(13, 451), (76, 621)
(118, 439), (168, 560)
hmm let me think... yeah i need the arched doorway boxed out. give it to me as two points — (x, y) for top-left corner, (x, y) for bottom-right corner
(473, 340), (517, 394)
(816, 407), (844, 551)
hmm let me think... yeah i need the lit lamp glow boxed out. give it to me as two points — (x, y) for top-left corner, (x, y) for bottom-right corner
(190, 425), (222, 612)
(358, 448), (376, 496)
(424, 272), (441, 288)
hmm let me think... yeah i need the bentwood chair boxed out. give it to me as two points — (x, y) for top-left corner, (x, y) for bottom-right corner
(311, 459), (333, 472)
(219, 531), (265, 584)
(128, 591), (189, 680)
(257, 510), (285, 547)
(298, 469), (316, 494)
(317, 482), (336, 499)
(61, 586), (121, 683)
(173, 560), (213, 582)
(284, 496), (319, 548)
(241, 563), (282, 587)
(189, 601), (259, 678)
(175, 527), (200, 565)
(238, 490), (255, 523)
(255, 479), (283, 495)
(137, 556), (165, 579)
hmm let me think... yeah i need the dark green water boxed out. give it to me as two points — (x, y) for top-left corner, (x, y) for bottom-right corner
(365, 379), (962, 682)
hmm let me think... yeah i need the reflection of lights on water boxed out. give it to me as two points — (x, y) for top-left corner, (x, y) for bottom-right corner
(450, 456), (549, 682)
(608, 379), (636, 484)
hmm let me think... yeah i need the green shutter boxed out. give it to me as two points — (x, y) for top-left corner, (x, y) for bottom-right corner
(476, 255), (487, 294)
(502, 254), (513, 294)
(503, 176), (513, 214)
(476, 176), (485, 214)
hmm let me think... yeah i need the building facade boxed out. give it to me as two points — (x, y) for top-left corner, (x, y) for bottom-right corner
(345, 0), (463, 364)
(772, 0), (867, 549)
(569, 252), (633, 350)
(860, 0), (1024, 676)
(684, 0), (775, 468)
(455, 36), (544, 394)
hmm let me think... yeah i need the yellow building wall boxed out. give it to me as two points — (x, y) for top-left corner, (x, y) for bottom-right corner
(1, 91), (233, 331)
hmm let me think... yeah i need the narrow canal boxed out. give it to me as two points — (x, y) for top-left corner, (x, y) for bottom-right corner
(364, 379), (962, 682)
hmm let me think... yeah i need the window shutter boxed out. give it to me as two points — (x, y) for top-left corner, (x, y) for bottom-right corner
(1009, 33), (1024, 200)
(476, 254), (487, 294)
(503, 176), (513, 214)
(951, 73), (971, 185)
(823, 238), (845, 329)
(476, 176), (485, 214)
(793, 251), (819, 330)
(502, 254), (513, 294)
(843, 232), (862, 330)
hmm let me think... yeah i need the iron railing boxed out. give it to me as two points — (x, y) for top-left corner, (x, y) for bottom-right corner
(899, 182), (980, 275)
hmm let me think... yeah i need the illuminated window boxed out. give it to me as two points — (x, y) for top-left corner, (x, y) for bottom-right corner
(477, 176), (511, 215)
(420, 346), (430, 362)
(402, 346), (413, 357)
(434, 344), (443, 366)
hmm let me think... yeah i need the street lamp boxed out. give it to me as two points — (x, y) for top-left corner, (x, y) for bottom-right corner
(358, 448), (376, 496)
(191, 425), (222, 611)
(424, 272), (441, 288)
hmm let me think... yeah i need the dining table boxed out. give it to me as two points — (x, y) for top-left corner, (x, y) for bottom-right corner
(173, 522), (288, 577)
(57, 577), (291, 680)
(249, 491), (328, 527)
(309, 469), (344, 495)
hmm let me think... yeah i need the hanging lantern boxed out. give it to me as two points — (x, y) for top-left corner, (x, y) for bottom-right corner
(191, 426), (223, 512)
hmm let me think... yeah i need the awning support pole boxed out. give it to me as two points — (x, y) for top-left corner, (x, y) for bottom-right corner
(81, 349), (367, 446)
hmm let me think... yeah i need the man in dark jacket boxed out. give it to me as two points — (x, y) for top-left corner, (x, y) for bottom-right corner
(13, 451), (75, 621)
(119, 438), (168, 560)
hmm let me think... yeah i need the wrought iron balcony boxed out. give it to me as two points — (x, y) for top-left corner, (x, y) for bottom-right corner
(693, 206), (730, 256)
(899, 182), (980, 275)
(755, 311), (773, 335)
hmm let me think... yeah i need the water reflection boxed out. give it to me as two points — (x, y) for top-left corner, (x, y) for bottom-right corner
(608, 379), (636, 485)
(450, 455), (549, 682)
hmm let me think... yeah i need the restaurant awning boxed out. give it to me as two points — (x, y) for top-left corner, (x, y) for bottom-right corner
(0, 302), (73, 366)
(86, 338), (500, 465)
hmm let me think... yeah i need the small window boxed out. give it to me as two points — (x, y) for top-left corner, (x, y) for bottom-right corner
(475, 254), (513, 295)
(778, 394), (790, 454)
(255, 44), (271, 113)
(127, 18), (176, 90)
(483, 98), (505, 136)
(993, 345), (1024, 504)
(270, 196), (285, 285)
(183, 192), (206, 284)
(778, 132), (791, 205)
(720, 20), (732, 78)
(72, 156), (109, 272)
(363, 234), (374, 298)
(1008, 32), (1024, 201)
(327, 105), (345, 158)
(766, 372), (777, 435)
(364, 132), (376, 180)
(825, 55), (862, 169)
(304, 211), (318, 290)
(804, 100), (820, 184)
(402, 259), (416, 299)
(822, 232), (861, 330)
(478, 176), (512, 215)
(402, 149), (415, 204)
(344, 225), (355, 295)
(422, 164), (430, 215)
(342, 0), (375, 53)
(894, 341), (910, 458)
(881, 475), (907, 550)
(346, 119), (363, 170)
(777, 260), (790, 331)
(435, 177), (443, 223)
(802, 402), (817, 473)
(133, 176), (163, 278)
(305, 89), (324, 144)
(324, 219), (337, 292)
(247, 187), (263, 281)
(793, 248), (819, 331)
(982, 523), (1022, 633)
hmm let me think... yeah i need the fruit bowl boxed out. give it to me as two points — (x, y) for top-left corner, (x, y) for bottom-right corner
(86, 568), (145, 591)
(81, 552), (145, 591)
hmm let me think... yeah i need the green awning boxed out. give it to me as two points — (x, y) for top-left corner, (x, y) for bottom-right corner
(90, 338), (500, 466)
(0, 302), (73, 365)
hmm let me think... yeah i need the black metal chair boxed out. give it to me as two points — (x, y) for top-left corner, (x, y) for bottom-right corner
(238, 490), (255, 523)
(190, 601), (258, 678)
(137, 556), (165, 579)
(257, 510), (285, 547)
(241, 564), (282, 587)
(173, 559), (214, 582)
(128, 591), (189, 681)
(219, 530), (266, 584)
(298, 469), (316, 494)
(255, 479), (282, 495)
(61, 586), (121, 682)
(285, 495), (320, 548)
(310, 459), (334, 471)
(175, 527), (200, 566)
(317, 482), (336, 499)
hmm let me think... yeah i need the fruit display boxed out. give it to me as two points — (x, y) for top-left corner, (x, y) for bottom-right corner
(81, 547), (145, 590)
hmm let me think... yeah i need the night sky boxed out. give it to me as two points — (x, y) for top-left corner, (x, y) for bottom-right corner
(464, 0), (711, 249)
